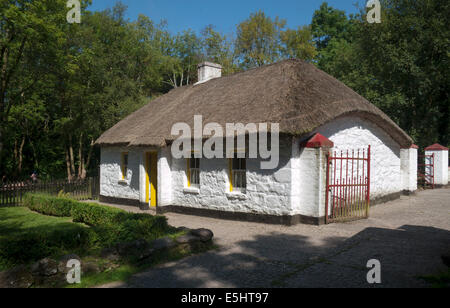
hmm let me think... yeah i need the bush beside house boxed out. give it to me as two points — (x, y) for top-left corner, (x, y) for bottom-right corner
(0, 194), (214, 288)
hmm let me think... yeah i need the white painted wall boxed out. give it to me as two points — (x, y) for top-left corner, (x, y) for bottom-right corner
(316, 116), (402, 200)
(170, 137), (293, 216)
(400, 148), (418, 192)
(290, 142), (328, 218)
(158, 147), (173, 206)
(100, 147), (140, 201)
(425, 150), (449, 185)
(100, 115), (410, 221)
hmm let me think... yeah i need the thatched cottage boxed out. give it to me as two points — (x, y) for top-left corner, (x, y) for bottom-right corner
(96, 59), (417, 225)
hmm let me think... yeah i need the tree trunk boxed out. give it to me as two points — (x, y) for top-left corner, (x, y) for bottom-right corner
(0, 116), (4, 169)
(18, 136), (25, 174)
(77, 133), (84, 179)
(68, 136), (76, 177)
(65, 148), (73, 181)
(81, 138), (95, 180)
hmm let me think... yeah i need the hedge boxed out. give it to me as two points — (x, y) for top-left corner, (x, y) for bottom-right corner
(23, 193), (172, 242)
(23, 193), (77, 217)
(0, 194), (176, 268)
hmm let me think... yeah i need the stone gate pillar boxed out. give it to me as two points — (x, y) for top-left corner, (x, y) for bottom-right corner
(298, 133), (334, 224)
(425, 144), (449, 186)
(401, 144), (418, 194)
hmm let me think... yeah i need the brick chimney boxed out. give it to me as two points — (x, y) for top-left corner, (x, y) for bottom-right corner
(196, 62), (222, 85)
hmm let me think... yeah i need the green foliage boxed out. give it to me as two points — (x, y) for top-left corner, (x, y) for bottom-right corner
(24, 193), (169, 234)
(0, 195), (173, 268)
(23, 193), (77, 217)
(201, 25), (238, 75)
(0, 207), (91, 269)
(312, 0), (449, 148)
(236, 10), (287, 68)
(311, 2), (355, 50)
(70, 202), (127, 227)
(1, 1), (448, 181)
(280, 26), (317, 61)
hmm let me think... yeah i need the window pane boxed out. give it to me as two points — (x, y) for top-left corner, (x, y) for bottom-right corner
(240, 158), (246, 170)
(232, 158), (240, 170)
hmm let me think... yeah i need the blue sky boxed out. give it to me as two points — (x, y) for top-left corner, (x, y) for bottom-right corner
(88, 0), (365, 35)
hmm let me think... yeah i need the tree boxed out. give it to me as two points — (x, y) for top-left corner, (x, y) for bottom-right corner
(280, 26), (317, 61)
(311, 2), (354, 51)
(201, 25), (238, 75)
(354, 0), (449, 147)
(236, 11), (286, 68)
(0, 0), (71, 171)
(313, 0), (450, 148)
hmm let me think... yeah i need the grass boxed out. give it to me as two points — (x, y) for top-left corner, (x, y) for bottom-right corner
(419, 269), (450, 288)
(0, 207), (84, 238)
(0, 206), (214, 288)
(0, 207), (88, 271)
(66, 244), (211, 288)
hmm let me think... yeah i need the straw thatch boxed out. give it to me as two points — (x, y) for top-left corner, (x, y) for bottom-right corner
(96, 59), (413, 148)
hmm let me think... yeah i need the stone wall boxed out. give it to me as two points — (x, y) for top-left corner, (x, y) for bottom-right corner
(169, 136), (293, 216)
(99, 115), (411, 223)
(100, 147), (140, 201)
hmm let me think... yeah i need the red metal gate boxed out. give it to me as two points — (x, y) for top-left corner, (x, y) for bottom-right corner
(325, 146), (371, 224)
(418, 154), (435, 189)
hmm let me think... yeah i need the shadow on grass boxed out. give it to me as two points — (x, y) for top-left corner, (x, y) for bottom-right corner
(0, 207), (90, 270)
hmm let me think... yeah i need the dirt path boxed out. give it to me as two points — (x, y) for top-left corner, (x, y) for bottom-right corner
(99, 189), (450, 288)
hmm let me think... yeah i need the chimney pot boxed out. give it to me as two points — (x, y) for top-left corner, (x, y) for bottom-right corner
(196, 62), (222, 84)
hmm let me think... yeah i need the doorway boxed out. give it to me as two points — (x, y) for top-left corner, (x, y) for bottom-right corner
(145, 152), (158, 207)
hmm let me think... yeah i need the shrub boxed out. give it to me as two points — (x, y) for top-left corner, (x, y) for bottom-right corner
(23, 194), (76, 217)
(0, 226), (93, 266)
(71, 202), (127, 227)
(24, 194), (172, 243)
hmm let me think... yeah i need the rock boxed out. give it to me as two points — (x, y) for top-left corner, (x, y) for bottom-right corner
(175, 234), (201, 245)
(0, 266), (34, 288)
(100, 248), (120, 262)
(31, 258), (58, 277)
(82, 262), (101, 274)
(138, 248), (155, 261)
(58, 254), (81, 274)
(190, 228), (214, 242)
(152, 237), (176, 250)
(177, 226), (192, 233)
(116, 239), (150, 256)
(35, 272), (66, 288)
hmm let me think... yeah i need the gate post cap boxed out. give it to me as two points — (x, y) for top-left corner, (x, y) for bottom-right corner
(410, 144), (419, 149)
(425, 144), (449, 151)
(302, 133), (334, 149)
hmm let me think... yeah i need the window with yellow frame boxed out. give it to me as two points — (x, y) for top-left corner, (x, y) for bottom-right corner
(187, 153), (200, 188)
(121, 152), (128, 180)
(229, 151), (247, 193)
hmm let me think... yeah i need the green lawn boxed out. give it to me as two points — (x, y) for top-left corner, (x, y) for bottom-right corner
(0, 206), (213, 288)
(0, 207), (85, 239)
(0, 207), (88, 271)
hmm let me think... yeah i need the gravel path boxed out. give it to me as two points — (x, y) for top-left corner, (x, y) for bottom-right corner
(99, 188), (450, 288)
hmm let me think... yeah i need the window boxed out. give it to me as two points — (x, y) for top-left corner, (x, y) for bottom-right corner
(187, 154), (200, 187)
(230, 156), (246, 192)
(121, 152), (128, 180)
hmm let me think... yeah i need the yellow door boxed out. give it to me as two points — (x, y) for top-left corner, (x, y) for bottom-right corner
(145, 152), (158, 207)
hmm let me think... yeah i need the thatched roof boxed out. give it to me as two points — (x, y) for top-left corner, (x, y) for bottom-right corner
(96, 59), (413, 148)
